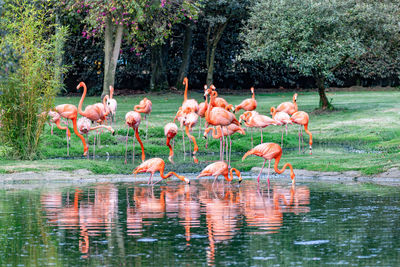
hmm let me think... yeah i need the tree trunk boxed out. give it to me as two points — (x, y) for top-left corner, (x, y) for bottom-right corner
(102, 17), (124, 98)
(205, 21), (229, 86)
(176, 22), (193, 90)
(315, 75), (333, 110)
(150, 45), (168, 91)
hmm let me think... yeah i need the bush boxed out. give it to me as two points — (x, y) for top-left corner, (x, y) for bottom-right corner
(0, 0), (68, 159)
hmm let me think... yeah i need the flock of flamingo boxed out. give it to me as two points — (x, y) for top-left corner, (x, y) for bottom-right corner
(45, 78), (313, 187)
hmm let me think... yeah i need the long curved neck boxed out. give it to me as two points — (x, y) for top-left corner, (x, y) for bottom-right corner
(251, 88), (255, 100)
(134, 128), (145, 161)
(78, 83), (87, 116)
(274, 153), (294, 178)
(271, 108), (276, 119)
(184, 78), (188, 102)
(110, 86), (114, 99)
(166, 137), (173, 157)
(205, 93), (215, 123)
(103, 95), (110, 115)
(54, 119), (71, 138)
(229, 168), (241, 182)
(90, 124), (113, 132)
(159, 166), (186, 182)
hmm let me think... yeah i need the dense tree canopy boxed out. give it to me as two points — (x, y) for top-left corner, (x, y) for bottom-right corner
(241, 0), (400, 109)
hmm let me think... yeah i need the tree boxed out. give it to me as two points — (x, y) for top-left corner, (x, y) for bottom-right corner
(202, 0), (250, 86)
(0, 0), (67, 159)
(64, 0), (200, 96)
(241, 0), (400, 109)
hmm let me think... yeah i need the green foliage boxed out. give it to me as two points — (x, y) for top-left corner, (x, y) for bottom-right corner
(0, 0), (68, 159)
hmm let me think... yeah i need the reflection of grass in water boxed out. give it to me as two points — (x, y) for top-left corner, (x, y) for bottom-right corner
(0, 91), (399, 175)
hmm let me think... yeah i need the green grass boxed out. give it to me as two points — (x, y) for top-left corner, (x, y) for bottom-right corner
(0, 89), (399, 176)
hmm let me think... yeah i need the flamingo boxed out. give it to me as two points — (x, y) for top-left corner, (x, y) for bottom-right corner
(290, 111), (312, 155)
(164, 122), (178, 164)
(77, 117), (115, 159)
(239, 111), (257, 148)
(50, 104), (88, 156)
(270, 107), (292, 147)
(173, 107), (187, 156)
(125, 111), (145, 164)
(181, 109), (199, 164)
(208, 85), (230, 109)
(242, 142), (295, 187)
(107, 85), (117, 124)
(182, 77), (199, 113)
(234, 87), (257, 113)
(133, 158), (190, 185)
(77, 82), (110, 123)
(240, 111), (277, 144)
(134, 97), (152, 140)
(197, 161), (242, 186)
(46, 110), (71, 155)
(276, 93), (298, 115)
(203, 124), (245, 168)
(205, 90), (240, 161)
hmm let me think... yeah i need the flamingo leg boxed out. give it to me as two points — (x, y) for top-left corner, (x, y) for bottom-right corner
(298, 125), (301, 154)
(229, 136), (232, 168)
(267, 160), (271, 189)
(182, 126), (185, 155)
(212, 175), (218, 187)
(93, 132), (96, 160)
(86, 133), (89, 159)
(132, 133), (136, 165)
(219, 137), (223, 161)
(125, 127), (129, 164)
(198, 117), (201, 138)
(145, 115), (149, 141)
(301, 125), (304, 153)
(260, 128), (263, 144)
(153, 178), (163, 185)
(281, 126), (284, 147)
(221, 127), (225, 160)
(251, 128), (253, 148)
(225, 135), (229, 163)
(148, 173), (153, 185)
(257, 159), (267, 185)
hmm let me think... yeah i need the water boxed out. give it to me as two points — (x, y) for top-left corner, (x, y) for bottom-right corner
(0, 179), (400, 266)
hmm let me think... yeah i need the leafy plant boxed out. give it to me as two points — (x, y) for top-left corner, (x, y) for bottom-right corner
(0, 0), (68, 159)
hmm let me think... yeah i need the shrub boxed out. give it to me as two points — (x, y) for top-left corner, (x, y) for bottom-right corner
(0, 0), (68, 159)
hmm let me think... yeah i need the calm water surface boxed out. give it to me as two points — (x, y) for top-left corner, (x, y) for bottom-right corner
(0, 179), (400, 266)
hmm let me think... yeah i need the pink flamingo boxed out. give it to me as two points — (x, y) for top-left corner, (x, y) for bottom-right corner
(234, 87), (257, 113)
(46, 110), (71, 155)
(203, 124), (245, 168)
(270, 107), (292, 147)
(77, 117), (115, 159)
(107, 86), (118, 124)
(182, 108), (199, 164)
(125, 111), (145, 165)
(276, 93), (298, 115)
(197, 161), (242, 186)
(133, 158), (190, 185)
(240, 111), (277, 145)
(182, 77), (199, 113)
(197, 85), (209, 138)
(134, 97), (152, 140)
(290, 111), (312, 155)
(164, 122), (178, 164)
(242, 142), (295, 188)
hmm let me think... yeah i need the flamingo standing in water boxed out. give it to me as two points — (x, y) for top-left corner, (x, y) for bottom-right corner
(276, 93), (298, 115)
(77, 117), (115, 159)
(205, 90), (240, 161)
(164, 122), (178, 164)
(240, 111), (276, 145)
(107, 86), (118, 124)
(270, 107), (292, 147)
(134, 97), (152, 140)
(242, 143), (295, 187)
(49, 104), (88, 156)
(197, 161), (242, 186)
(125, 111), (145, 164)
(46, 110), (71, 155)
(133, 158), (190, 185)
(173, 107), (187, 156)
(203, 124), (245, 167)
(290, 111), (312, 155)
(234, 87), (257, 113)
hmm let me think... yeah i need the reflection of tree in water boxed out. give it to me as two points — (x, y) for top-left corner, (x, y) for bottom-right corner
(41, 181), (310, 262)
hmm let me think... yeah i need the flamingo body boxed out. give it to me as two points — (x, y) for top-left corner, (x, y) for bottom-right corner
(276, 93), (298, 115)
(197, 161), (242, 183)
(133, 158), (189, 184)
(235, 87), (257, 112)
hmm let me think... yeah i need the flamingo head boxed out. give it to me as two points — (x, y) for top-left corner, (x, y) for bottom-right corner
(183, 77), (188, 85)
(293, 93), (298, 102)
(77, 81), (85, 90)
(270, 107), (275, 116)
(250, 87), (254, 93)
(226, 104), (234, 112)
(210, 84), (216, 91)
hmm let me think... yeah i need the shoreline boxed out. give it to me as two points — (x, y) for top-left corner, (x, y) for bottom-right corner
(1, 167), (400, 188)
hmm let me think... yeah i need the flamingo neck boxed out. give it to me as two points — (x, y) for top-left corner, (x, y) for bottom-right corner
(134, 128), (145, 161)
(251, 88), (255, 99)
(273, 153), (295, 180)
(271, 108), (276, 119)
(184, 78), (188, 102)
(293, 95), (298, 112)
(78, 83), (87, 116)
(228, 168), (241, 182)
(110, 87), (114, 99)
(166, 137), (173, 157)
(185, 126), (198, 154)
(71, 117), (88, 155)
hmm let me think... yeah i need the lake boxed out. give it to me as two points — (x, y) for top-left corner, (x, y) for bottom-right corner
(0, 178), (399, 266)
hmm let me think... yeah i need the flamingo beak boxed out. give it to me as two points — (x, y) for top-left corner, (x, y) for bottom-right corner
(184, 178), (190, 184)
(239, 177), (243, 184)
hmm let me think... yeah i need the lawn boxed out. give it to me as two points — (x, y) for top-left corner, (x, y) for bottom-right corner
(0, 89), (399, 175)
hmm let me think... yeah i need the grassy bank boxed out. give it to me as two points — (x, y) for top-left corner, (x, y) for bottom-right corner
(0, 89), (399, 176)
